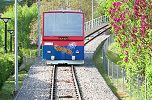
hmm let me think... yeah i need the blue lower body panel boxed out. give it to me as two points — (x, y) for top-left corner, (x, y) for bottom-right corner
(42, 45), (84, 61)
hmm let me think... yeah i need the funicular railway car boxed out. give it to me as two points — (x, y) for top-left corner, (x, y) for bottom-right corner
(42, 10), (84, 65)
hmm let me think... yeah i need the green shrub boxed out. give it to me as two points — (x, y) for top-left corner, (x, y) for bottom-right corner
(0, 4), (38, 49)
(0, 54), (22, 89)
(21, 48), (38, 58)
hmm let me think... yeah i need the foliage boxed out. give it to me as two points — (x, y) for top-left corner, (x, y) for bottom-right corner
(24, 0), (36, 7)
(0, 62), (34, 100)
(0, 0), (13, 13)
(21, 48), (38, 58)
(0, 0), (37, 12)
(0, 54), (22, 89)
(0, 4), (38, 49)
(39, 0), (99, 21)
(95, 0), (108, 16)
(105, 0), (152, 98)
(106, 43), (122, 63)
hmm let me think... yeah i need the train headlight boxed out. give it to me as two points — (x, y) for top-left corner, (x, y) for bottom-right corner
(47, 51), (51, 53)
(76, 50), (79, 54)
(72, 56), (75, 60)
(51, 56), (55, 60)
(44, 42), (53, 45)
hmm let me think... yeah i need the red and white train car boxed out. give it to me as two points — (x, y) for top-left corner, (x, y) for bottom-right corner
(42, 10), (84, 65)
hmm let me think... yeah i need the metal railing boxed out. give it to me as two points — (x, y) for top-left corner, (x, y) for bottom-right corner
(102, 35), (148, 100)
(84, 15), (109, 32)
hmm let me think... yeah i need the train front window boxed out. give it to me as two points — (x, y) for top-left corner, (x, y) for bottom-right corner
(44, 13), (83, 36)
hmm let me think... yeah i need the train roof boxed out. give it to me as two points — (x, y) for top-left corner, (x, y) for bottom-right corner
(43, 9), (83, 14)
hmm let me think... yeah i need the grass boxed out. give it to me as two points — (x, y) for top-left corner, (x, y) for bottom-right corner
(106, 50), (121, 64)
(93, 41), (119, 99)
(93, 41), (131, 100)
(95, 41), (142, 100)
(106, 42), (122, 64)
(105, 44), (132, 100)
(0, 59), (35, 100)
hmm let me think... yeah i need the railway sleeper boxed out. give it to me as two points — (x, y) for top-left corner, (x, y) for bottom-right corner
(58, 95), (73, 98)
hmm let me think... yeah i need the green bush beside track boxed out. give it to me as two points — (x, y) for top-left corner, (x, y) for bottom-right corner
(0, 53), (22, 89)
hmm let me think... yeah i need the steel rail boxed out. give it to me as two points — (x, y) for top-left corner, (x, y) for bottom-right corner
(71, 65), (82, 100)
(50, 65), (56, 100)
(50, 65), (82, 100)
(85, 24), (108, 38)
(85, 25), (111, 45)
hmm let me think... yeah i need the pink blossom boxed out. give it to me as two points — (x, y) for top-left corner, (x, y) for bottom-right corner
(121, 32), (125, 35)
(132, 27), (138, 33)
(114, 30), (118, 34)
(113, 2), (122, 8)
(140, 27), (148, 38)
(112, 8), (117, 12)
(131, 33), (136, 40)
(114, 18), (121, 22)
(140, 15), (148, 21)
(113, 24), (121, 33)
(134, 6), (139, 17)
(121, 42), (127, 48)
(122, 24), (125, 29)
(141, 20), (149, 29)
(140, 27), (145, 34)
(109, 8), (112, 14)
(125, 51), (128, 55)
(135, 0), (140, 5)
(138, 0), (147, 8)
(124, 56), (128, 62)
(134, 0), (147, 17)
(120, 13), (126, 21)
(150, 43), (152, 47)
(142, 34), (148, 38)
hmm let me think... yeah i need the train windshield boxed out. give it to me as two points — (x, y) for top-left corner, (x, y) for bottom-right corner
(44, 13), (83, 36)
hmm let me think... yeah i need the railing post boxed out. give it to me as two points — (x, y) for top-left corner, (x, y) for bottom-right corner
(85, 22), (86, 32)
(108, 59), (110, 76)
(89, 21), (91, 30)
(117, 65), (119, 88)
(137, 75), (140, 100)
(129, 68), (132, 100)
(122, 68), (124, 92)
(84, 15), (109, 32)
(97, 18), (99, 26)
(103, 45), (105, 66)
(100, 16), (102, 25)
(145, 76), (147, 100)
(112, 62), (114, 80)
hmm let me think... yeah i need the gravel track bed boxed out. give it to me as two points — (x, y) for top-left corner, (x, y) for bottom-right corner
(15, 58), (52, 100)
(15, 30), (117, 100)
(54, 67), (78, 100)
(75, 31), (118, 100)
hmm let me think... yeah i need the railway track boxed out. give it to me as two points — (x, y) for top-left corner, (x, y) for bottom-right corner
(48, 24), (110, 100)
(49, 65), (82, 100)
(85, 24), (111, 45)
